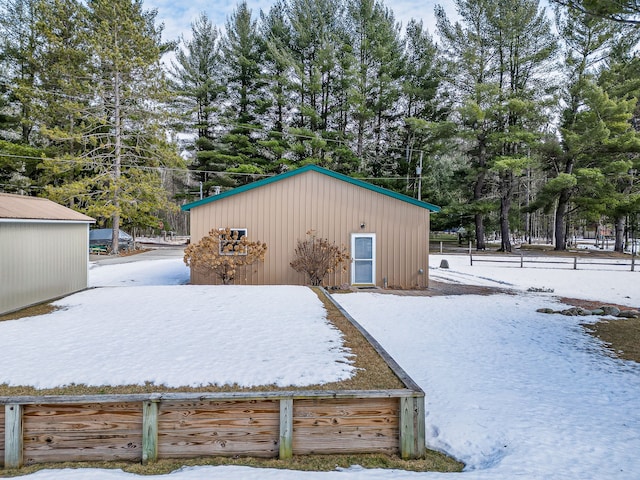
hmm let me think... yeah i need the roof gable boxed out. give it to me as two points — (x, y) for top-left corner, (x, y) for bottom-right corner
(0, 193), (95, 222)
(182, 165), (441, 212)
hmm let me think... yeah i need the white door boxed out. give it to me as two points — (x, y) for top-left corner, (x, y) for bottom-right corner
(351, 234), (376, 285)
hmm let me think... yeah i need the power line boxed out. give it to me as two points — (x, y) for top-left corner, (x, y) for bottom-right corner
(0, 151), (413, 181)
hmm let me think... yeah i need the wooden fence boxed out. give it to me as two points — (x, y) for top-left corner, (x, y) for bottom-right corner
(469, 253), (637, 271)
(1, 291), (426, 469)
(1, 390), (424, 469)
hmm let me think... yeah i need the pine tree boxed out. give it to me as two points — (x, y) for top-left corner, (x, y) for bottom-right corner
(437, 0), (499, 249)
(38, 0), (182, 252)
(551, 0), (640, 25)
(533, 7), (617, 250)
(562, 81), (640, 251)
(170, 13), (223, 141)
(0, 0), (39, 145)
(34, 0), (92, 156)
(169, 12), (225, 196)
(438, 0), (557, 252)
(214, 1), (267, 184)
(260, 1), (293, 135)
(287, 0), (346, 154)
(347, 0), (403, 171)
(398, 19), (447, 200)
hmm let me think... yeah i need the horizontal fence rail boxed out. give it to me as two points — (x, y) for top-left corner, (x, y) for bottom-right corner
(469, 253), (637, 272)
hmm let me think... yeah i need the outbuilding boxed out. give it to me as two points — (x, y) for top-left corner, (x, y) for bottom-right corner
(182, 165), (440, 288)
(0, 193), (95, 315)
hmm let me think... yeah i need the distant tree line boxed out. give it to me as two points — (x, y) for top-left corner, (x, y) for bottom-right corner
(1, 0), (639, 252)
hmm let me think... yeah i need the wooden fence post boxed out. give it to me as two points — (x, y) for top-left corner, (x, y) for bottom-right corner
(5, 404), (23, 469)
(399, 396), (425, 460)
(142, 400), (159, 465)
(279, 398), (293, 459)
(573, 257), (578, 270)
(470, 254), (473, 266)
(632, 255), (635, 272)
(520, 253), (524, 268)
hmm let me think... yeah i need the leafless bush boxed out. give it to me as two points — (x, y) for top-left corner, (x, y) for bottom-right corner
(290, 231), (350, 286)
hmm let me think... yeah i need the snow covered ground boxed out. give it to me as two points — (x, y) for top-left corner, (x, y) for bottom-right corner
(0, 285), (354, 389)
(6, 253), (640, 479)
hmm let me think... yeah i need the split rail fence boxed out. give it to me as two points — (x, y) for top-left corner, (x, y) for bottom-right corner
(469, 253), (637, 271)
(1, 291), (426, 469)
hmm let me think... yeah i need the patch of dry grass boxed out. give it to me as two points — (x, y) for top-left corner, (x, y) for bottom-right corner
(559, 297), (640, 364)
(0, 303), (59, 322)
(0, 452), (464, 477)
(587, 318), (640, 363)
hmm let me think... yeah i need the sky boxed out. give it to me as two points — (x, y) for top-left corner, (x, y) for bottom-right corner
(145, 0), (456, 45)
(4, 251), (640, 479)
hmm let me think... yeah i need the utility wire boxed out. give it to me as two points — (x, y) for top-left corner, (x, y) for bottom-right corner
(0, 152), (414, 181)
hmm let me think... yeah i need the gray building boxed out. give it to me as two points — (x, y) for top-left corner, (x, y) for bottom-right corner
(0, 193), (95, 315)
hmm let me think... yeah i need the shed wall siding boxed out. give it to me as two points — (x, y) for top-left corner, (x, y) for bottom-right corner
(190, 171), (430, 287)
(0, 222), (89, 315)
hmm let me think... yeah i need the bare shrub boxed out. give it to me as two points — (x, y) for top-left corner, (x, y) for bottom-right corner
(290, 231), (350, 286)
(184, 227), (267, 284)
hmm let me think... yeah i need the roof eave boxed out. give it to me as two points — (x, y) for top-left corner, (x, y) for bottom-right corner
(182, 165), (441, 213)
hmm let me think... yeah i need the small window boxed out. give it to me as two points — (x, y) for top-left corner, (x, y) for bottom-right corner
(219, 228), (248, 255)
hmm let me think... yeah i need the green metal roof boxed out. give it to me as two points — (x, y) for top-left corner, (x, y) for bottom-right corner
(181, 165), (441, 212)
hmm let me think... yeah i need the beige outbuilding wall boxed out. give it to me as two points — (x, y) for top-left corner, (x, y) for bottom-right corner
(0, 194), (95, 315)
(187, 167), (437, 288)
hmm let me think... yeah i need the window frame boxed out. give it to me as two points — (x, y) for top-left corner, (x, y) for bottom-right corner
(219, 228), (248, 256)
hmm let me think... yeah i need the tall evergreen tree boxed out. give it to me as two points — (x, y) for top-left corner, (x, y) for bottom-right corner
(207, 1), (268, 184)
(551, 0), (640, 25)
(398, 19), (446, 199)
(288, 0), (344, 136)
(438, 0), (557, 251)
(562, 81), (640, 251)
(596, 44), (640, 251)
(347, 0), (403, 171)
(437, 0), (500, 249)
(260, 1), (293, 134)
(401, 19), (441, 120)
(34, 0), (92, 156)
(41, 0), (181, 252)
(169, 12), (225, 195)
(488, 0), (557, 252)
(171, 13), (222, 141)
(532, 7), (617, 249)
(0, 0), (40, 144)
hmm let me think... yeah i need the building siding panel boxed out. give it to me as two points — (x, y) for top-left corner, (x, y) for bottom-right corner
(0, 222), (89, 315)
(190, 170), (430, 288)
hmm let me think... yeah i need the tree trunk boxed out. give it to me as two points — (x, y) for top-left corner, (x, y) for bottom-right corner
(499, 198), (511, 252)
(475, 213), (486, 250)
(554, 151), (576, 250)
(111, 70), (122, 255)
(554, 188), (571, 251)
(474, 136), (487, 250)
(499, 171), (513, 252)
(614, 216), (625, 253)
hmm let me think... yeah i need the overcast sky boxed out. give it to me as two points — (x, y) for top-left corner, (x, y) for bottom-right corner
(145, 0), (458, 44)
